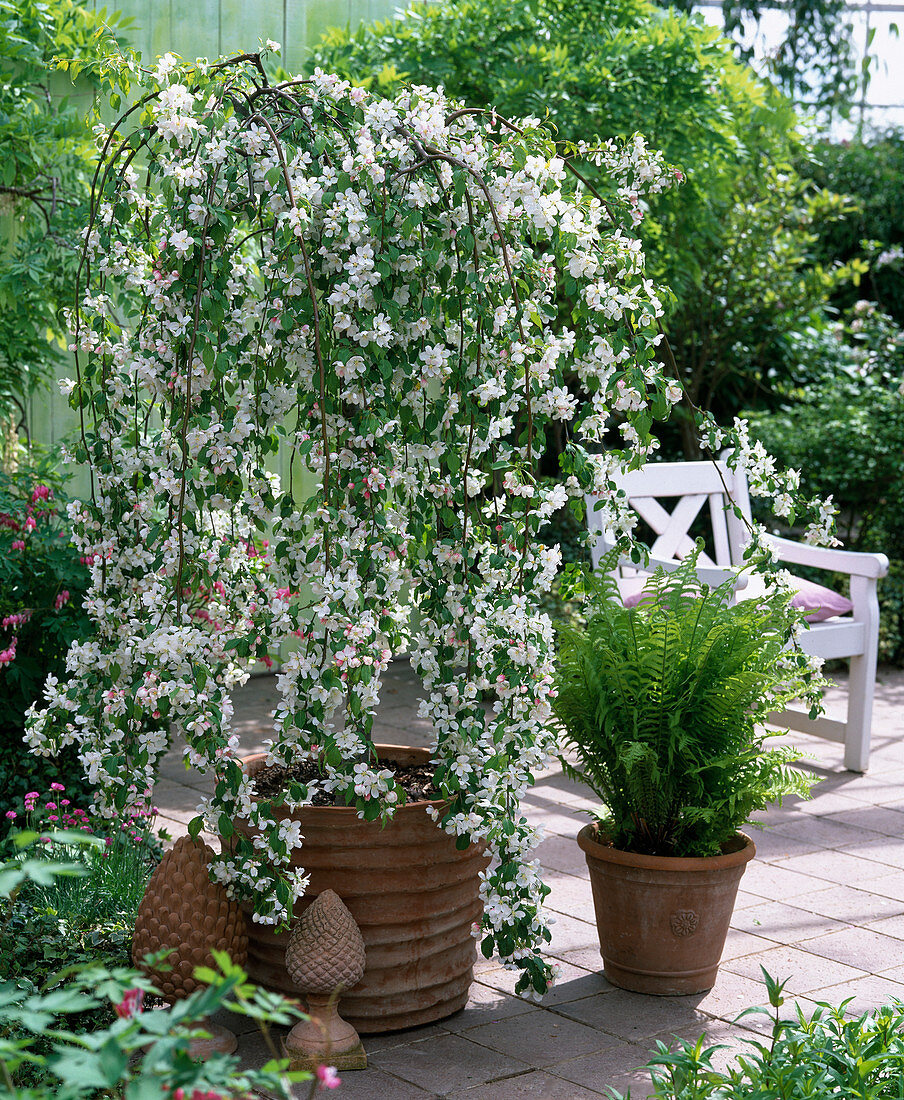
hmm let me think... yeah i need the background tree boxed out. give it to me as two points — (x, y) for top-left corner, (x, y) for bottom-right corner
(0, 0), (130, 455)
(667, 0), (857, 120)
(798, 132), (904, 327)
(309, 0), (854, 456)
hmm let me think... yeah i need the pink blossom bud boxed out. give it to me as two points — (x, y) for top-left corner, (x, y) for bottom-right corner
(115, 988), (145, 1018)
(316, 1065), (341, 1089)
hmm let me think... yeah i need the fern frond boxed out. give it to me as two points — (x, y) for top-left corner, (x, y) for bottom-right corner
(553, 544), (823, 856)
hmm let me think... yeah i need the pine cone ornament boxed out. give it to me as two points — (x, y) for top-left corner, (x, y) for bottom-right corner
(132, 834), (248, 1001)
(287, 889), (366, 995)
(284, 890), (368, 1072)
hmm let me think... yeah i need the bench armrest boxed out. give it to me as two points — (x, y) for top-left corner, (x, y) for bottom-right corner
(764, 535), (889, 580)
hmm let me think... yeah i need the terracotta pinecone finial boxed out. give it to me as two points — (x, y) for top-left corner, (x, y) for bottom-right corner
(287, 889), (366, 994)
(283, 889), (368, 1071)
(132, 834), (248, 1001)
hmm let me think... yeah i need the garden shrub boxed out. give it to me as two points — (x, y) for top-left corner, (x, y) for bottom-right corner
(0, 460), (94, 816)
(1, 801), (161, 1093)
(800, 132), (904, 327)
(1, 784), (164, 990)
(621, 970), (904, 1098)
(26, 48), (830, 1000)
(747, 302), (904, 664)
(0, 839), (313, 1098)
(310, 0), (854, 452)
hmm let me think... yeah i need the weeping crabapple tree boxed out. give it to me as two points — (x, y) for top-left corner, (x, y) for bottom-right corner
(25, 50), (832, 996)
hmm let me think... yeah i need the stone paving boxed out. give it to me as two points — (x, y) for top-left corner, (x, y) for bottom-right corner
(155, 662), (904, 1099)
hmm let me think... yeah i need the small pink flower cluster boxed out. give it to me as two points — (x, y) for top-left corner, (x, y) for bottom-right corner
(7, 782), (166, 861)
(54, 589), (70, 610)
(2, 610), (32, 630)
(114, 987), (144, 1018)
(5, 487), (53, 548)
(18, 782), (94, 832)
(0, 637), (17, 665)
(316, 1065), (341, 1090)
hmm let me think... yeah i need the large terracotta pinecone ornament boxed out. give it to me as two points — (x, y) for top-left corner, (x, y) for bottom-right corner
(287, 889), (367, 994)
(133, 834), (248, 1001)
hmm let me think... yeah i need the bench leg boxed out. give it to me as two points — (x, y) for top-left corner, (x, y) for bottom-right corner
(844, 575), (881, 773)
(844, 653), (875, 773)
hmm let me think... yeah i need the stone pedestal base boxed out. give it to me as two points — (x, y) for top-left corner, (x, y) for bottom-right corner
(187, 1019), (238, 1059)
(283, 995), (367, 1071)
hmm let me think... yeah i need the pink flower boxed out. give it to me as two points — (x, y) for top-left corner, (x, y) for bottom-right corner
(114, 987), (144, 1018)
(316, 1065), (341, 1089)
(54, 590), (70, 610)
(50, 783), (65, 792)
(11, 540), (24, 551)
(0, 638), (17, 664)
(31, 485), (52, 502)
(2, 611), (32, 629)
(5, 810), (15, 820)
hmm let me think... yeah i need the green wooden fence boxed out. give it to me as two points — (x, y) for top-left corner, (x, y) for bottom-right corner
(26, 0), (412, 494)
(94, 0), (404, 78)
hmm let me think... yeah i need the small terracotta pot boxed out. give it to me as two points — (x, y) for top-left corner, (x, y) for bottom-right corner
(229, 745), (489, 1033)
(577, 823), (755, 996)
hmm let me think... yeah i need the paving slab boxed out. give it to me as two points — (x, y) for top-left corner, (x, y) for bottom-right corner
(729, 899), (851, 944)
(148, 662), (904, 1099)
(723, 943), (869, 995)
(800, 925), (904, 972)
(368, 1032), (531, 1094)
(774, 847), (901, 886)
(476, 962), (614, 1008)
(448, 1069), (612, 1099)
(554, 988), (709, 1043)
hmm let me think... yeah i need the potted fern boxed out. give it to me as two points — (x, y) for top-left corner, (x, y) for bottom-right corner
(553, 547), (819, 995)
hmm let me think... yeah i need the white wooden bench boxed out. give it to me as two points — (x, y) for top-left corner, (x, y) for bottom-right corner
(585, 459), (890, 772)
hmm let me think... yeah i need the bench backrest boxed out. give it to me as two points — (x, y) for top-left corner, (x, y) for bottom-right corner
(586, 459), (753, 570)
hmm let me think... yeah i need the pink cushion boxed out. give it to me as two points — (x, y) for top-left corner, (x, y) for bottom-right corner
(617, 573), (853, 623)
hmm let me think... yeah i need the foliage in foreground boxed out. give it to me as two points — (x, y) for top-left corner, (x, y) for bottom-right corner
(618, 970), (904, 1098)
(553, 550), (816, 857)
(0, 838), (314, 1098)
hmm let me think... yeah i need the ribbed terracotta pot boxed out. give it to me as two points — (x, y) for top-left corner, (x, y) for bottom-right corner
(577, 823), (755, 996)
(230, 745), (488, 1033)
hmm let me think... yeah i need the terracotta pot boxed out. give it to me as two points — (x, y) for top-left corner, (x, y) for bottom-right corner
(577, 823), (755, 996)
(229, 745), (489, 1033)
